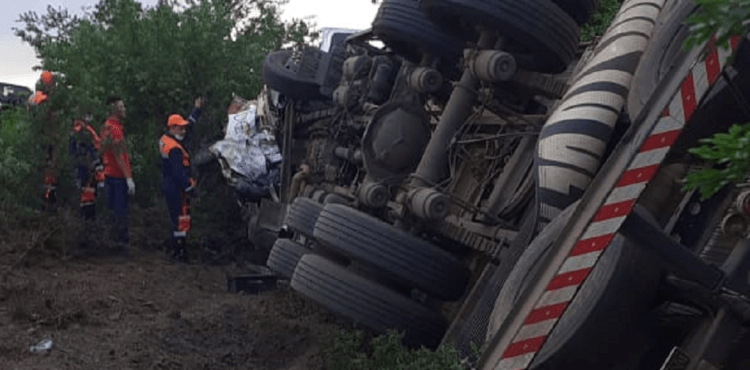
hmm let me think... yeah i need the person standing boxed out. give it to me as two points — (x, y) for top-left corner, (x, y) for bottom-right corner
(159, 97), (202, 262)
(28, 71), (58, 209)
(99, 96), (134, 249)
(69, 112), (103, 219)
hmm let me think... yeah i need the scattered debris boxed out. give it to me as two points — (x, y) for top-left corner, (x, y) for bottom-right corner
(29, 338), (53, 354)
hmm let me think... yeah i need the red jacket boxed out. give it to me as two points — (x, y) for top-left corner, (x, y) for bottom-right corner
(100, 116), (132, 178)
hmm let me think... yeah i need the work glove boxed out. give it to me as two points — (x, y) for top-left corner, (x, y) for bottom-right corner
(90, 158), (102, 172)
(185, 186), (199, 198)
(185, 178), (198, 198)
(94, 163), (105, 188)
(126, 178), (136, 196)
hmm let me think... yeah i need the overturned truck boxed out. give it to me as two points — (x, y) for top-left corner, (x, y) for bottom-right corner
(245, 0), (750, 368)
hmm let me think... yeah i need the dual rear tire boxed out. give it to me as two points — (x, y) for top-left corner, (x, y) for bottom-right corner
(282, 202), (468, 348)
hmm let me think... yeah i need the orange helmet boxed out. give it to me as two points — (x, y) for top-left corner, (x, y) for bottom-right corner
(40, 71), (54, 86)
(167, 114), (188, 127)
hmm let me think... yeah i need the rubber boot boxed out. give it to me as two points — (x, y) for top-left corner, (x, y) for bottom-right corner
(80, 204), (96, 220)
(171, 237), (189, 263)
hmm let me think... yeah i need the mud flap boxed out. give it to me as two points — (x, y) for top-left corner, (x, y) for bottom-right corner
(247, 199), (286, 251)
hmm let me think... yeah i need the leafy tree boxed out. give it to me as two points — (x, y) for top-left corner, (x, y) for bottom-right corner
(682, 0), (750, 199)
(0, 107), (38, 206)
(15, 5), (81, 50)
(10, 0), (312, 251)
(13, 0), (310, 207)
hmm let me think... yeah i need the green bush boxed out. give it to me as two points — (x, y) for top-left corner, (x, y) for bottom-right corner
(684, 123), (750, 200)
(682, 0), (750, 199)
(15, 0), (310, 209)
(325, 330), (468, 370)
(9, 0), (311, 250)
(0, 107), (41, 208)
(684, 0), (750, 49)
(581, 0), (624, 42)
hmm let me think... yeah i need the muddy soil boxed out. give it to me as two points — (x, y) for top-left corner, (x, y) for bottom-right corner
(0, 208), (345, 370)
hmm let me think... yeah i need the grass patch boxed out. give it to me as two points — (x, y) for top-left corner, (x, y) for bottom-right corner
(325, 329), (468, 370)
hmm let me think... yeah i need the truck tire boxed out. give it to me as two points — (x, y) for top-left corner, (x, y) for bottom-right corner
(267, 239), (308, 279)
(285, 197), (324, 239)
(248, 227), (278, 251)
(372, 0), (463, 70)
(262, 48), (324, 100)
(313, 204), (469, 301)
(487, 201), (663, 369)
(554, 0), (598, 25)
(317, 44), (348, 98)
(291, 254), (447, 348)
(420, 0), (579, 73)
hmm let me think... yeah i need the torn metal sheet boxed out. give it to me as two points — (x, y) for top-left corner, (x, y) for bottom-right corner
(210, 95), (282, 200)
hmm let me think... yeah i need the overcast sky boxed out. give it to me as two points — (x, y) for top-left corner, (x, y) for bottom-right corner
(0, 0), (379, 90)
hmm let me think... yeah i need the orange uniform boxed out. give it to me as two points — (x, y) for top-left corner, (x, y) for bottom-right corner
(159, 108), (201, 262)
(100, 116), (132, 179)
(71, 118), (103, 219)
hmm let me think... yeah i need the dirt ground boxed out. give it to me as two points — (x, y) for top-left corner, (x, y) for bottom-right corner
(0, 206), (346, 370)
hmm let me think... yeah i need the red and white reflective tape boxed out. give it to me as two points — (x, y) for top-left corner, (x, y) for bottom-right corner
(494, 35), (742, 370)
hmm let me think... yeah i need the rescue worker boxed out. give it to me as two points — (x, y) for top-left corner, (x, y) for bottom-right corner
(69, 112), (104, 219)
(27, 89), (48, 108)
(99, 96), (134, 249)
(27, 71), (53, 114)
(159, 97), (203, 262)
(28, 71), (58, 210)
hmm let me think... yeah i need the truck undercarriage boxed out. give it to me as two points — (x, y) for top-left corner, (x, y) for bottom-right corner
(229, 0), (750, 368)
